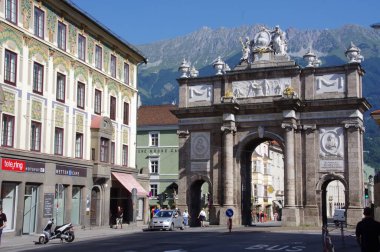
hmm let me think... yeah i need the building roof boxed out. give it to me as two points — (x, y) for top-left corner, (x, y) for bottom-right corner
(137, 105), (178, 126)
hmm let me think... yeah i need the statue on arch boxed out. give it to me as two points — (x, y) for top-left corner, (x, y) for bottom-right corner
(270, 25), (288, 55)
(239, 36), (251, 63)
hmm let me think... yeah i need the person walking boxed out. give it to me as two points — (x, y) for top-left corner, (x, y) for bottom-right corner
(115, 206), (123, 229)
(356, 207), (380, 252)
(183, 209), (189, 226)
(198, 208), (207, 227)
(0, 208), (7, 245)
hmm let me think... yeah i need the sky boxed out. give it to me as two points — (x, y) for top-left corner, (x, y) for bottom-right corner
(70, 0), (380, 45)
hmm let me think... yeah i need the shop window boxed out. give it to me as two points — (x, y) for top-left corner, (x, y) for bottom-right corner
(71, 186), (81, 225)
(1, 182), (18, 230)
(54, 184), (65, 226)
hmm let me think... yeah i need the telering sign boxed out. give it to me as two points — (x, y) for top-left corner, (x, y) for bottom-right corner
(1, 158), (26, 172)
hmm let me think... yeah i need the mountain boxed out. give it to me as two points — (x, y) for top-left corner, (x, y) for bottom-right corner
(136, 24), (380, 168)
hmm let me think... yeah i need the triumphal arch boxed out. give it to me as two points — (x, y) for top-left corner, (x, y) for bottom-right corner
(173, 26), (370, 227)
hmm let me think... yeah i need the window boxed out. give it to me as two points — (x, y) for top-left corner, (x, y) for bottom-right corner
(78, 34), (86, 61)
(110, 142), (115, 164)
(5, 0), (17, 24)
(2, 114), (14, 147)
(56, 73), (65, 102)
(95, 45), (102, 69)
(33, 62), (43, 94)
(150, 159), (159, 174)
(57, 21), (66, 50)
(4, 49), (17, 85)
(150, 184), (158, 197)
(110, 55), (116, 78)
(34, 7), (44, 39)
(100, 137), (109, 162)
(31, 121), (41, 151)
(54, 127), (63, 155)
(123, 102), (129, 125)
(77, 82), (85, 109)
(110, 96), (116, 120)
(124, 63), (129, 85)
(122, 145), (128, 166)
(75, 133), (83, 158)
(149, 132), (159, 146)
(94, 89), (102, 115)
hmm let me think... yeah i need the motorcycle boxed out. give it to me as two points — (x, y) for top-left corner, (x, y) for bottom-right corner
(39, 218), (75, 244)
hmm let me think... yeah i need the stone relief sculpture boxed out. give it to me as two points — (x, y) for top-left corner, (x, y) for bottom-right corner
(232, 78), (290, 98)
(319, 127), (344, 157)
(190, 132), (210, 160)
(188, 85), (212, 102)
(315, 74), (345, 94)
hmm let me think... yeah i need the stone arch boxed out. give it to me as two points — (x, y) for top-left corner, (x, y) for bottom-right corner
(235, 130), (285, 226)
(316, 173), (348, 225)
(187, 174), (212, 226)
(90, 185), (102, 226)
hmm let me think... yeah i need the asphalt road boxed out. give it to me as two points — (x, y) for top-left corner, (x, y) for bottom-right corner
(20, 226), (360, 252)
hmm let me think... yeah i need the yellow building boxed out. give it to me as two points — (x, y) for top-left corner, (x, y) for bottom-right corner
(0, 0), (148, 236)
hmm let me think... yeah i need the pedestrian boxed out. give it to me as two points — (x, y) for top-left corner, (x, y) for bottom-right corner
(115, 206), (123, 229)
(356, 207), (380, 252)
(154, 206), (160, 215)
(183, 209), (189, 226)
(198, 208), (207, 227)
(0, 208), (7, 245)
(274, 212), (278, 221)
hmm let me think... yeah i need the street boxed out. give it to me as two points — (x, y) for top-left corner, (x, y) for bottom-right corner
(18, 226), (360, 252)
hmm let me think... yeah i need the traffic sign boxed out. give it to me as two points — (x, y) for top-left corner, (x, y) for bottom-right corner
(226, 208), (234, 217)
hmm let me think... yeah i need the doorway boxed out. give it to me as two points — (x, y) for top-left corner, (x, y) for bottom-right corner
(23, 184), (39, 234)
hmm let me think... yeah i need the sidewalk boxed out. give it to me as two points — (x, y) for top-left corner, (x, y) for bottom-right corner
(2, 224), (146, 251)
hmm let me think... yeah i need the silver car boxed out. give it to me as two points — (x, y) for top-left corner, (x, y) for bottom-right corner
(149, 210), (184, 231)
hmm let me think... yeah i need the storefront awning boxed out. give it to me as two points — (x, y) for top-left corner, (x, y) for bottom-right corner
(112, 172), (148, 197)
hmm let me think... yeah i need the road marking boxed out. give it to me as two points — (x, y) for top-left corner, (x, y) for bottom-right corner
(245, 244), (306, 251)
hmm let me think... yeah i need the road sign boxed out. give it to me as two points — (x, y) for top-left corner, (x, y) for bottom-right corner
(226, 208), (234, 217)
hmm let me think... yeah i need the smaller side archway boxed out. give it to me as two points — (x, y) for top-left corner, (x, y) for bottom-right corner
(317, 174), (348, 226)
(187, 175), (212, 227)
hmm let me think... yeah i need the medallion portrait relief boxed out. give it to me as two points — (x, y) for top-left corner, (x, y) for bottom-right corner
(190, 132), (210, 160)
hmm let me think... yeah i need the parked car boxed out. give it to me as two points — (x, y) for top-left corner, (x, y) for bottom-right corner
(333, 209), (346, 226)
(149, 210), (184, 231)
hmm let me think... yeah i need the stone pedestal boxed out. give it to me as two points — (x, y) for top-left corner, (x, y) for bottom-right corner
(281, 207), (300, 227)
(303, 205), (321, 226)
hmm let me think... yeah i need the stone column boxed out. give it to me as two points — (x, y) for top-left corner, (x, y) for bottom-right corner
(344, 122), (365, 226)
(177, 129), (190, 211)
(221, 113), (236, 206)
(281, 122), (296, 207)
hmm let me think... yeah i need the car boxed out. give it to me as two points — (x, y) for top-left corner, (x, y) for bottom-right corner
(333, 209), (346, 226)
(149, 210), (185, 231)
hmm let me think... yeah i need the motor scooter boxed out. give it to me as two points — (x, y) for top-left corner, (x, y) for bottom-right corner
(39, 218), (75, 244)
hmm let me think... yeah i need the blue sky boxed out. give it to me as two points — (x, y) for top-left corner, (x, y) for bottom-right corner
(71, 0), (380, 45)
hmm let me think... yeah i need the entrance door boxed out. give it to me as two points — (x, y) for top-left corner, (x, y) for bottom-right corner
(23, 184), (38, 234)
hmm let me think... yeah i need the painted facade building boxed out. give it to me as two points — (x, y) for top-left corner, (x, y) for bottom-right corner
(0, 0), (148, 236)
(136, 105), (179, 212)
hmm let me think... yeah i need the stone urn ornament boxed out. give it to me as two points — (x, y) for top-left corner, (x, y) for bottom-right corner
(178, 59), (190, 78)
(189, 66), (199, 78)
(213, 56), (225, 75)
(303, 48), (321, 67)
(345, 42), (364, 63)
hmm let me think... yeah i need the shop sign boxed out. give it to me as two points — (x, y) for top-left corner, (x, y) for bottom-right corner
(56, 165), (87, 177)
(1, 158), (26, 172)
(26, 161), (45, 173)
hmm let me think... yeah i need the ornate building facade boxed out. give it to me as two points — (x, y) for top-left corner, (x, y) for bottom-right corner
(0, 0), (148, 236)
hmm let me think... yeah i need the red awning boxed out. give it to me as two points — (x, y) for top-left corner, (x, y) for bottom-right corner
(112, 172), (148, 197)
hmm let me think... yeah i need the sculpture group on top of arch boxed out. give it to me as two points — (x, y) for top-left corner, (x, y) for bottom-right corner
(240, 25), (288, 64)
